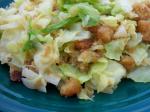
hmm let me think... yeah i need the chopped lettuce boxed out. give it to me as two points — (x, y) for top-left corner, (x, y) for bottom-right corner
(128, 66), (150, 83)
(105, 38), (129, 61)
(59, 64), (92, 84)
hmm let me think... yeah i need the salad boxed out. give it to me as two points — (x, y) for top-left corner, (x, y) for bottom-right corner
(0, 0), (150, 100)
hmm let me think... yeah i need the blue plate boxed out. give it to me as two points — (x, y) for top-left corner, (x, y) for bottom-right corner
(0, 1), (150, 112)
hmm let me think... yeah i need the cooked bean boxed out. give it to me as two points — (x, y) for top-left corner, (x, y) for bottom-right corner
(120, 56), (135, 71)
(60, 78), (81, 97)
(96, 25), (114, 43)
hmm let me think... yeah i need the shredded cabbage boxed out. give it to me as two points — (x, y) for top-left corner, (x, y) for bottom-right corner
(78, 50), (99, 63)
(77, 88), (93, 100)
(43, 16), (80, 33)
(56, 23), (91, 47)
(37, 0), (56, 15)
(128, 66), (150, 83)
(0, 29), (28, 67)
(127, 33), (142, 48)
(122, 20), (137, 38)
(34, 39), (59, 73)
(105, 38), (129, 61)
(114, 25), (128, 38)
(59, 64), (92, 84)
(14, 0), (24, 7)
(68, 3), (100, 27)
(22, 68), (47, 92)
(114, 0), (133, 13)
(90, 58), (126, 93)
(100, 16), (118, 28)
(127, 44), (149, 65)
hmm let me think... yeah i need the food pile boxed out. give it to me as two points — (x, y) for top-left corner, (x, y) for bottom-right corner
(0, 0), (150, 100)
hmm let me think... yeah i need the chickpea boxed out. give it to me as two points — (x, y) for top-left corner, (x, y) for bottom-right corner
(120, 56), (136, 71)
(59, 78), (81, 97)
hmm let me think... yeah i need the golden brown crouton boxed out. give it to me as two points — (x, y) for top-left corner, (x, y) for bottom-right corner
(87, 26), (114, 43)
(87, 26), (99, 34)
(137, 20), (150, 42)
(133, 3), (150, 20)
(74, 39), (93, 51)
